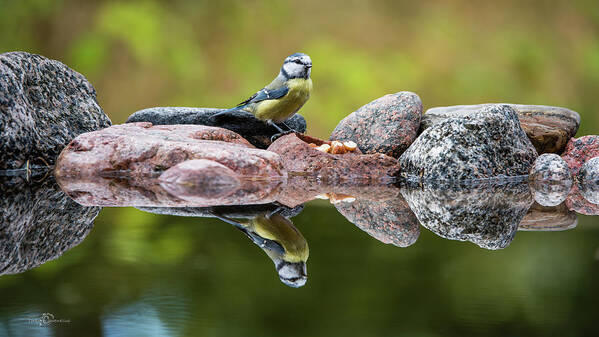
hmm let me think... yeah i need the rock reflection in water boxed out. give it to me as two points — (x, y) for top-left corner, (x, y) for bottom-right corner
(401, 181), (534, 250)
(275, 175), (398, 208)
(529, 154), (573, 207)
(334, 187), (420, 247)
(272, 175), (422, 247)
(57, 174), (283, 208)
(519, 202), (577, 231)
(137, 203), (304, 219)
(54, 122), (286, 207)
(0, 177), (100, 275)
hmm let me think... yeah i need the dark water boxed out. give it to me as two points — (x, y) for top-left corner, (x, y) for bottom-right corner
(1, 178), (598, 337)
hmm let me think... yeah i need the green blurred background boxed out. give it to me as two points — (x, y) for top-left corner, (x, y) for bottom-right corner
(1, 0), (599, 336)
(2, 0), (599, 137)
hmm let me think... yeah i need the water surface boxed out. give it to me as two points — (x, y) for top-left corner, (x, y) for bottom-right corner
(1, 177), (598, 337)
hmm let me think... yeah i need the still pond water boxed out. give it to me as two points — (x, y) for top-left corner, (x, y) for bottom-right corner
(1, 179), (598, 337)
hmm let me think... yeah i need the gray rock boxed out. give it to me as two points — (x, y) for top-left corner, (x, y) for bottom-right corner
(399, 104), (538, 183)
(577, 157), (599, 205)
(530, 153), (572, 181)
(0, 51), (111, 170)
(136, 203), (304, 219)
(329, 92), (422, 158)
(529, 153), (572, 206)
(422, 104), (580, 154)
(126, 107), (307, 149)
(401, 182), (533, 250)
(0, 177), (100, 275)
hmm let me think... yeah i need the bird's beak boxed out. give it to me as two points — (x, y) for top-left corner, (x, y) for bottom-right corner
(306, 64), (312, 68)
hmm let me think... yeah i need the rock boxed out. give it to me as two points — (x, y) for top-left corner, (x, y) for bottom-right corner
(126, 107), (307, 149)
(401, 182), (533, 250)
(0, 164), (50, 189)
(136, 203), (304, 219)
(156, 159), (282, 206)
(0, 51), (111, 170)
(275, 175), (400, 208)
(576, 157), (599, 205)
(159, 159), (241, 200)
(57, 173), (283, 208)
(530, 153), (572, 182)
(268, 133), (399, 183)
(562, 136), (599, 176)
(399, 104), (538, 183)
(529, 153), (572, 206)
(55, 123), (286, 207)
(334, 188), (420, 247)
(531, 181), (572, 208)
(565, 184), (599, 215)
(329, 92), (422, 158)
(55, 122), (283, 177)
(561, 138), (599, 214)
(0, 176), (100, 275)
(518, 202), (577, 231)
(422, 104), (580, 153)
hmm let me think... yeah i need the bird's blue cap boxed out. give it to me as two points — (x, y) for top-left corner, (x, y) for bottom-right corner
(288, 52), (307, 58)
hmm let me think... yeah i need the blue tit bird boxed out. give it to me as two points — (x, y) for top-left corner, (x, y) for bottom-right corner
(212, 53), (313, 134)
(212, 211), (309, 288)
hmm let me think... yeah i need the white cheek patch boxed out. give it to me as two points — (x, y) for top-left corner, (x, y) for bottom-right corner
(283, 62), (304, 77)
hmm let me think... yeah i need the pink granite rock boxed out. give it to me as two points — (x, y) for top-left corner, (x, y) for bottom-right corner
(268, 133), (399, 182)
(159, 159), (241, 199)
(334, 188), (420, 247)
(565, 184), (599, 215)
(561, 136), (599, 176)
(560, 136), (599, 214)
(330, 92), (422, 158)
(57, 174), (282, 207)
(563, 157), (599, 215)
(159, 159), (282, 206)
(275, 175), (399, 208)
(55, 123), (286, 207)
(55, 122), (285, 178)
(268, 134), (400, 208)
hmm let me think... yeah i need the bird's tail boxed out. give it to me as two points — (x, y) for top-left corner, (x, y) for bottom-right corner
(210, 212), (270, 249)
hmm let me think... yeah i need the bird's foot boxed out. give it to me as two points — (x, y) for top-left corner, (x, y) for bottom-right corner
(270, 130), (296, 142)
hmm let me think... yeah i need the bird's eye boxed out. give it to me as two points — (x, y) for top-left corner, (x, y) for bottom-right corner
(293, 59), (303, 65)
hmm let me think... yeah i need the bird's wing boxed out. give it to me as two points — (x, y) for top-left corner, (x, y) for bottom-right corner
(236, 85), (289, 107)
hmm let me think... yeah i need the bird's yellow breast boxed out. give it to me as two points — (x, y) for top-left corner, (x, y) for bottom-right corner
(254, 78), (312, 122)
(251, 215), (309, 263)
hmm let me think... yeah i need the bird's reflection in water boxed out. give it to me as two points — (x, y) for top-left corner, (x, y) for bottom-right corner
(212, 209), (309, 288)
(3, 164), (587, 288)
